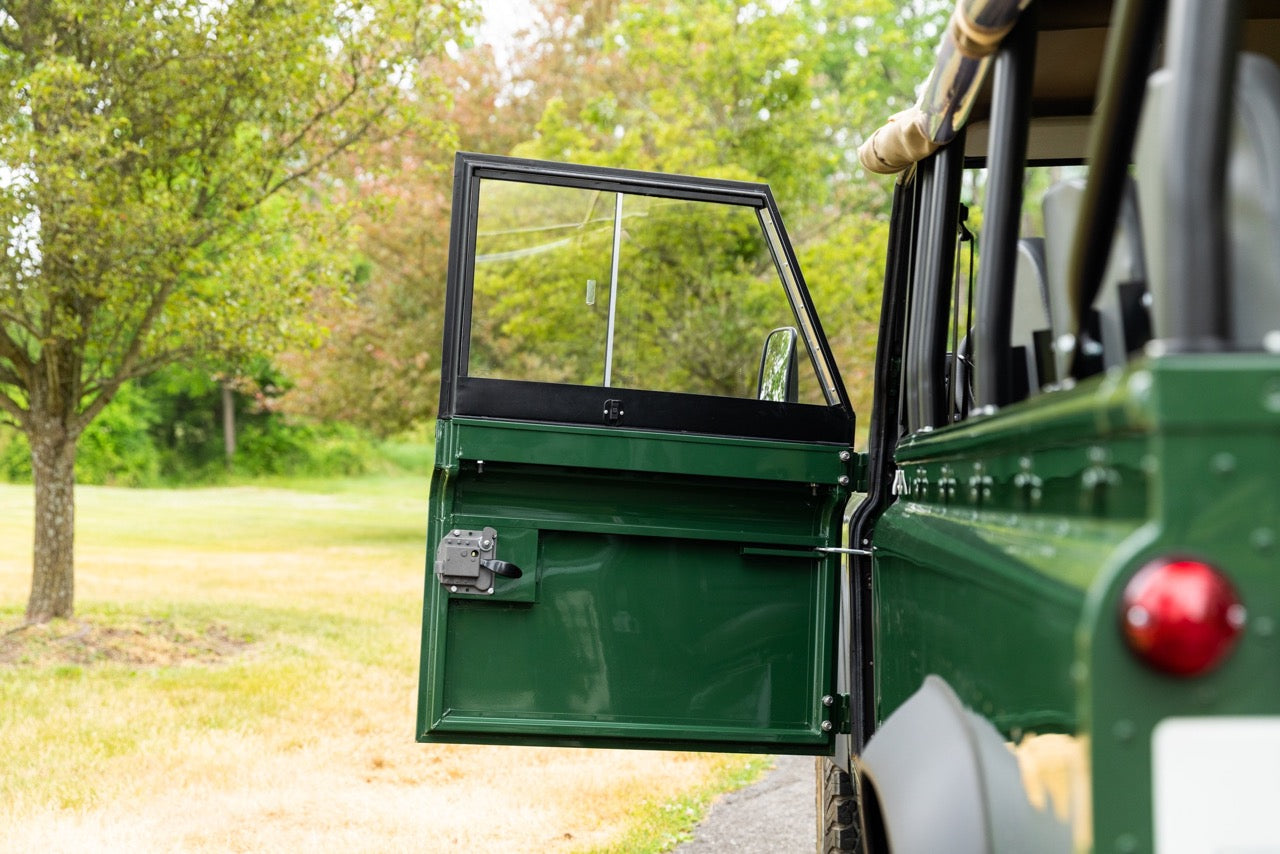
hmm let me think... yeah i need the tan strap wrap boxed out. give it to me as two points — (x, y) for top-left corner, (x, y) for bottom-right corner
(857, 107), (938, 175)
(949, 5), (1016, 60)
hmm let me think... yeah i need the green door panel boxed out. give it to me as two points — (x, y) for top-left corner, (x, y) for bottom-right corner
(442, 416), (849, 484)
(441, 419), (845, 549)
(420, 419), (849, 752)
(420, 155), (855, 754)
(433, 531), (833, 746)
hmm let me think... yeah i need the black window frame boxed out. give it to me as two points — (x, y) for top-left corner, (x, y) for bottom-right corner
(438, 152), (854, 445)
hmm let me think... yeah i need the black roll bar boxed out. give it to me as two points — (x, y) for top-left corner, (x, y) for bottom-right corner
(1065, 0), (1168, 378)
(1161, 0), (1242, 350)
(906, 135), (966, 431)
(974, 8), (1037, 410)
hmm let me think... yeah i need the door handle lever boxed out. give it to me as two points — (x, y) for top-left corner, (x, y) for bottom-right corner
(480, 558), (522, 579)
(435, 526), (521, 594)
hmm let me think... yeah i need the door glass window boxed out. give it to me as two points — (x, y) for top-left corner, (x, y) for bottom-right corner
(468, 178), (829, 404)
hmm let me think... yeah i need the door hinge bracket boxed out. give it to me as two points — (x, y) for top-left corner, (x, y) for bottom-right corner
(434, 526), (523, 596)
(849, 451), (870, 493)
(821, 692), (853, 735)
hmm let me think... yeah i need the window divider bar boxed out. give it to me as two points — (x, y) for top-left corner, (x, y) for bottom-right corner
(604, 193), (624, 387)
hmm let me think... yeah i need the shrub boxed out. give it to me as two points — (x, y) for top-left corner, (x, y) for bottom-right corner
(0, 425), (30, 481)
(0, 383), (162, 486)
(76, 383), (163, 486)
(0, 370), (399, 486)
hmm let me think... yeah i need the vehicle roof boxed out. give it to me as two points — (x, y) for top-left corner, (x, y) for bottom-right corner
(964, 0), (1280, 160)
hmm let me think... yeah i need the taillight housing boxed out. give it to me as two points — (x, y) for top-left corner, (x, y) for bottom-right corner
(1120, 558), (1246, 676)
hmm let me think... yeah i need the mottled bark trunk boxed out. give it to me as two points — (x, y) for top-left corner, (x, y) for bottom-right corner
(25, 418), (78, 623)
(222, 382), (236, 469)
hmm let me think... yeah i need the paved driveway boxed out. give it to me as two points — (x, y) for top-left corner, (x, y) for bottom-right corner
(675, 755), (815, 853)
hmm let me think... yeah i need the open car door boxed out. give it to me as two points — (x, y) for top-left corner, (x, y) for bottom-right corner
(417, 154), (855, 753)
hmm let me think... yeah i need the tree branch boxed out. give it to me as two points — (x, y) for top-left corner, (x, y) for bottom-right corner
(0, 321), (34, 378)
(70, 275), (179, 435)
(76, 345), (191, 429)
(251, 44), (411, 204)
(270, 48), (368, 160)
(0, 383), (29, 429)
(0, 306), (41, 339)
(0, 361), (24, 388)
(257, 100), (395, 202)
(80, 344), (188, 403)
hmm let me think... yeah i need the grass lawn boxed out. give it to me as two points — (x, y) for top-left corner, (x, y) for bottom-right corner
(0, 477), (765, 853)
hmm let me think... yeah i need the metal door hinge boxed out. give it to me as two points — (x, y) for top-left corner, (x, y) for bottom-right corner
(840, 450), (870, 493)
(434, 526), (523, 595)
(821, 692), (853, 735)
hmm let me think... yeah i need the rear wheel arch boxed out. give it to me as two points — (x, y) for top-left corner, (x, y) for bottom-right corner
(855, 676), (1072, 854)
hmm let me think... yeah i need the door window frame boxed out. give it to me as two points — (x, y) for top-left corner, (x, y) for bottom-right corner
(438, 153), (854, 445)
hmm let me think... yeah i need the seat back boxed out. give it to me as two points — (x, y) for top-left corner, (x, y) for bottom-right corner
(1009, 237), (1052, 395)
(1227, 53), (1280, 349)
(1135, 53), (1280, 349)
(1041, 177), (1147, 379)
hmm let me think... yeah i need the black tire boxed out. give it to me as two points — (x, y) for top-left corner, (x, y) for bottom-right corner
(815, 756), (863, 853)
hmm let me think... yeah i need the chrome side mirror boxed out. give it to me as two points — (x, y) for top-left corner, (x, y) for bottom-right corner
(757, 326), (799, 403)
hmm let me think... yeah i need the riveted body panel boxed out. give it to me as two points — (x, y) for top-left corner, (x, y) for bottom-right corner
(871, 355), (1280, 850)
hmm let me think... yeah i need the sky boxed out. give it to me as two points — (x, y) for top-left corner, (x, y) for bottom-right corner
(477, 0), (538, 49)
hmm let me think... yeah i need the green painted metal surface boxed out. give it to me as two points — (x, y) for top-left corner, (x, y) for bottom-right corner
(1079, 356), (1280, 853)
(873, 365), (1155, 735)
(419, 417), (851, 752)
(872, 355), (1280, 851)
(443, 416), (850, 483)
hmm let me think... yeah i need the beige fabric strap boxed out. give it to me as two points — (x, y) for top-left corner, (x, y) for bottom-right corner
(857, 107), (939, 175)
(857, 1), (1029, 176)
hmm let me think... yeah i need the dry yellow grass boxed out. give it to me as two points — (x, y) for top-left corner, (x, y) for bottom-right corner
(0, 480), (760, 853)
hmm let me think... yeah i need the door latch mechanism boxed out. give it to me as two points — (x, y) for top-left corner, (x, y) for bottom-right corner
(434, 526), (523, 595)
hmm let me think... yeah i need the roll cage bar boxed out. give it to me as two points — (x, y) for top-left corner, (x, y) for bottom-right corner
(861, 0), (1269, 405)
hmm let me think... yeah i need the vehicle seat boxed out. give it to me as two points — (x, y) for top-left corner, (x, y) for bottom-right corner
(1134, 52), (1280, 348)
(1041, 177), (1148, 379)
(1009, 237), (1053, 397)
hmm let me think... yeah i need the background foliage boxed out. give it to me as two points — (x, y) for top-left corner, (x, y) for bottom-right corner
(2, 0), (949, 481)
(0, 365), (392, 486)
(281, 0), (948, 435)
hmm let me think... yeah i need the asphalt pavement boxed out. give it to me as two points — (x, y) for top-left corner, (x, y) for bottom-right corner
(675, 755), (815, 853)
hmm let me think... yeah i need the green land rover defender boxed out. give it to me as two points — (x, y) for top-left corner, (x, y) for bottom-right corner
(418, 1), (1280, 851)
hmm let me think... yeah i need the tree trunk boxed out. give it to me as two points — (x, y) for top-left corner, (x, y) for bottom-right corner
(25, 418), (78, 623)
(222, 382), (236, 469)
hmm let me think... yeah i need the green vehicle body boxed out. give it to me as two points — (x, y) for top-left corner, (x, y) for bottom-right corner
(876, 355), (1280, 847)
(419, 1), (1280, 851)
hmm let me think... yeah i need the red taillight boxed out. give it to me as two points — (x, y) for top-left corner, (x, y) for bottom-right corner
(1120, 558), (1246, 676)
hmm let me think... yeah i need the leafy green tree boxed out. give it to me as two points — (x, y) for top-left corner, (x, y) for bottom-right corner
(506, 0), (945, 415)
(283, 0), (947, 433)
(276, 42), (509, 435)
(0, 0), (472, 622)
